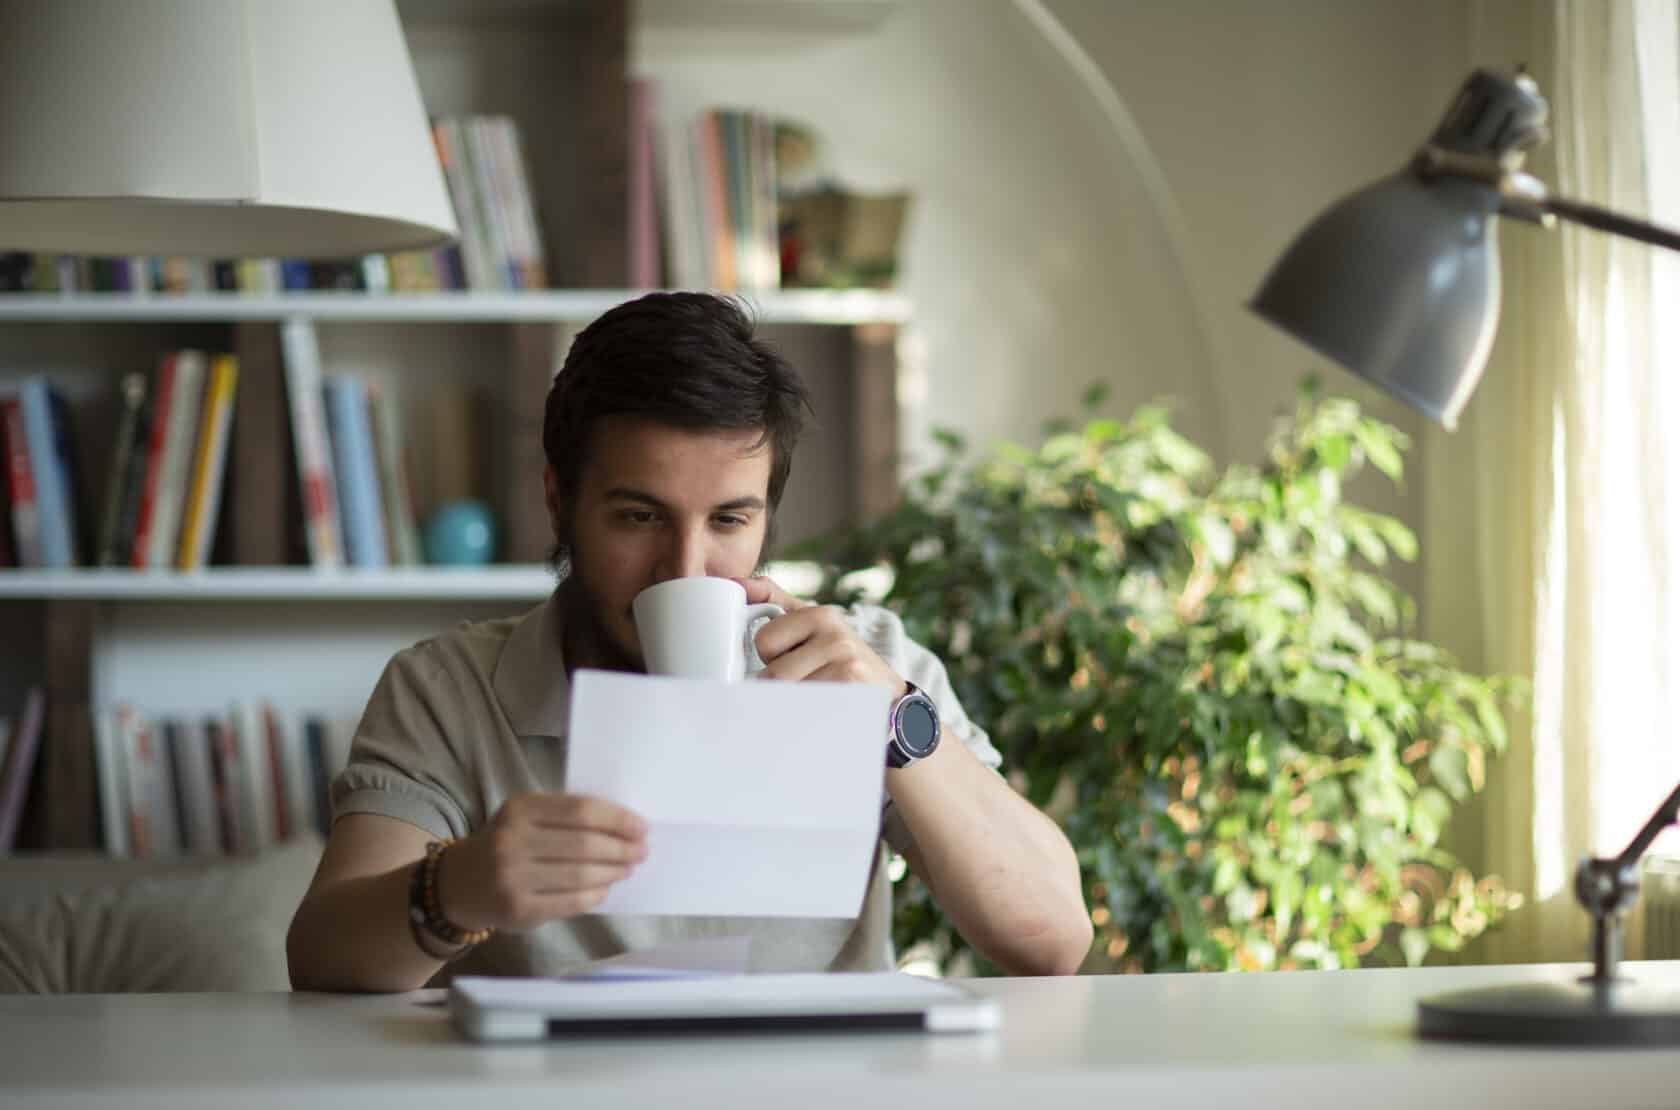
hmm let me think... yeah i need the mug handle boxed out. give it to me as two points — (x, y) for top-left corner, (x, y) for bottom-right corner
(742, 602), (785, 673)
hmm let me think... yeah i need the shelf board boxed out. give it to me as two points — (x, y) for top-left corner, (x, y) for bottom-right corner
(0, 290), (912, 326)
(0, 561), (842, 603)
(0, 566), (558, 602)
(396, 0), (900, 34)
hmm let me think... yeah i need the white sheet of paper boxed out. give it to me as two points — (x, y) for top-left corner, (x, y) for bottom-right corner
(565, 669), (892, 917)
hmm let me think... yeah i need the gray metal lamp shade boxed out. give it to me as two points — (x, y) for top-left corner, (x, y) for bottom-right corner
(1249, 175), (1501, 430)
(1249, 69), (1551, 430)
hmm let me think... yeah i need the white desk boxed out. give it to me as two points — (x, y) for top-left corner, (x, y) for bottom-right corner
(4, 962), (1679, 1109)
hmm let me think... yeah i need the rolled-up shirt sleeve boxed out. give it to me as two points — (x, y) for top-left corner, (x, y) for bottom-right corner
(331, 644), (474, 841)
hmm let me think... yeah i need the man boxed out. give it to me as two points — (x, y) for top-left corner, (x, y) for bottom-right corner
(287, 293), (1091, 991)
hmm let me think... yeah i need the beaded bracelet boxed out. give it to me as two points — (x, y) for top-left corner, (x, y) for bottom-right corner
(406, 839), (492, 960)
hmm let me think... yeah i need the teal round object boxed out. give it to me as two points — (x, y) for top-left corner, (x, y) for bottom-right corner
(424, 499), (498, 566)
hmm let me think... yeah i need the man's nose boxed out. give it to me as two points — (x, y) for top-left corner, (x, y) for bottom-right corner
(660, 527), (709, 581)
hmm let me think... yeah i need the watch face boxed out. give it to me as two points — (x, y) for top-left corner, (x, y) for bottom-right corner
(898, 697), (939, 758)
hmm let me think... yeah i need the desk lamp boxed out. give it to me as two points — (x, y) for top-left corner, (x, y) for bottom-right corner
(0, 0), (455, 257)
(1250, 67), (1680, 1044)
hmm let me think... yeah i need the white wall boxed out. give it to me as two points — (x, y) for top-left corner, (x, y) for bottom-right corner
(637, 0), (1474, 600)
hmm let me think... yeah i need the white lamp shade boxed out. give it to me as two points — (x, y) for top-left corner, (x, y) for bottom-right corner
(0, 0), (458, 258)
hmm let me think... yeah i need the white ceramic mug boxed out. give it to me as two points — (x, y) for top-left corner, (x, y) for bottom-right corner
(632, 577), (785, 681)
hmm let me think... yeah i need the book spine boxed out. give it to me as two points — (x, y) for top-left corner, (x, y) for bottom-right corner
(0, 688), (46, 852)
(658, 109), (702, 289)
(142, 350), (207, 571)
(467, 118), (518, 290)
(367, 385), (421, 566)
(95, 373), (148, 567)
(697, 112), (736, 291)
(171, 719), (220, 856)
(128, 354), (178, 568)
(160, 720), (192, 855)
(92, 708), (130, 856)
(498, 118), (547, 289)
(233, 701), (275, 852)
(206, 716), (242, 855)
(120, 708), (155, 857)
(176, 354), (239, 570)
(325, 377), (389, 568)
(19, 379), (75, 568)
(275, 709), (314, 844)
(2, 398), (42, 567)
(628, 80), (661, 289)
(280, 319), (344, 568)
(305, 716), (332, 838)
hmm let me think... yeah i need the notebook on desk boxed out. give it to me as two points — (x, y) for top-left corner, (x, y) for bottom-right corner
(448, 972), (1001, 1042)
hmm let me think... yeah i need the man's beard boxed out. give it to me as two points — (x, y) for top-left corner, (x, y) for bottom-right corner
(557, 562), (641, 676)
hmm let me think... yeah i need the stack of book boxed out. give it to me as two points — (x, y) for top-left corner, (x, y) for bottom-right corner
(0, 331), (437, 572)
(0, 360), (238, 572)
(93, 703), (356, 857)
(278, 321), (425, 570)
(650, 97), (782, 294)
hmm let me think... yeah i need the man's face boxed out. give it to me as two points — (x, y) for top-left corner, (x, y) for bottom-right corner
(554, 416), (773, 668)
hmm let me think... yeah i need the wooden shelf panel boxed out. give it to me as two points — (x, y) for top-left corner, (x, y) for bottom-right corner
(0, 290), (912, 326)
(0, 566), (558, 602)
(0, 561), (842, 602)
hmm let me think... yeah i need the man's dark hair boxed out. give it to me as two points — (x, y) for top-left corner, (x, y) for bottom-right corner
(543, 292), (813, 567)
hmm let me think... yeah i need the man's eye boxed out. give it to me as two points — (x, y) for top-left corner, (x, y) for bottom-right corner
(620, 510), (659, 525)
(714, 515), (748, 528)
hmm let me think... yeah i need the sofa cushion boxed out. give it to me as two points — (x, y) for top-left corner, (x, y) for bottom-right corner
(0, 836), (322, 993)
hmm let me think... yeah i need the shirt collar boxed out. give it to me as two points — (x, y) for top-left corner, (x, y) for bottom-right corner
(492, 591), (572, 739)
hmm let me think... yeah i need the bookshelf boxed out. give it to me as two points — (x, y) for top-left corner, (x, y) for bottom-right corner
(0, 0), (908, 854)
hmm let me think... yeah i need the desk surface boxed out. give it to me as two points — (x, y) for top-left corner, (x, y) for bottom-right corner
(4, 962), (1680, 1109)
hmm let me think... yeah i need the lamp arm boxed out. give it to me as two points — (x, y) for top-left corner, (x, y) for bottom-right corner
(1414, 143), (1680, 253)
(1614, 781), (1680, 871)
(1537, 195), (1680, 254)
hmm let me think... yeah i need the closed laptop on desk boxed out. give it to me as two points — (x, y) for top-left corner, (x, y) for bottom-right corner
(449, 972), (1000, 1042)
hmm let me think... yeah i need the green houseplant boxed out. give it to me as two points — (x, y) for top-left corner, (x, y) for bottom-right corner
(805, 382), (1524, 974)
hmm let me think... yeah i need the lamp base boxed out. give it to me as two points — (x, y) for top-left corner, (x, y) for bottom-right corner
(1418, 977), (1680, 1045)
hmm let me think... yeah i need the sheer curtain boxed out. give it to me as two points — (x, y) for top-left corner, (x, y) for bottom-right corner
(1425, 0), (1680, 964)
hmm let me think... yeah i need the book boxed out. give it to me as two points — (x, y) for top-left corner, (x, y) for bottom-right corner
(161, 720), (194, 853)
(367, 384), (422, 566)
(696, 112), (736, 291)
(138, 350), (207, 569)
(261, 704), (290, 842)
(176, 353), (239, 570)
(123, 710), (182, 858)
(0, 688), (46, 853)
(169, 718), (221, 855)
(229, 325), (293, 566)
(1, 397), (37, 566)
(233, 701), (276, 852)
(92, 708), (131, 856)
(94, 372), (148, 567)
(304, 716), (333, 838)
(629, 79), (661, 289)
(657, 99), (706, 290)
(205, 716), (242, 855)
(495, 117), (547, 289)
(19, 377), (77, 567)
(127, 353), (178, 568)
(272, 708), (316, 843)
(280, 318), (344, 568)
(325, 376), (389, 568)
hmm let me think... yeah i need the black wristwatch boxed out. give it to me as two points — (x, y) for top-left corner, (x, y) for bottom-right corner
(887, 681), (941, 769)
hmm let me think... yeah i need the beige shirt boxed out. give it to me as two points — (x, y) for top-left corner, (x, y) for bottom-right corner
(333, 592), (1001, 978)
